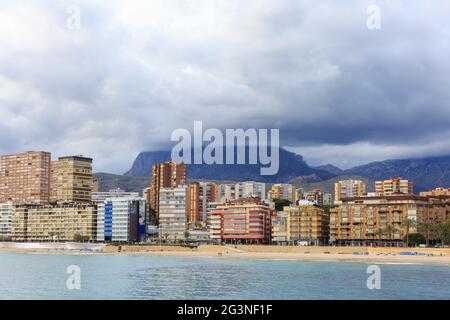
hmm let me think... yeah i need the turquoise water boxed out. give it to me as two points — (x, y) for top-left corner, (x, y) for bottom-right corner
(0, 253), (449, 300)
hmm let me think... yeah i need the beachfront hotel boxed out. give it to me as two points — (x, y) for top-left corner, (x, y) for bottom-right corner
(272, 202), (330, 245)
(0, 151), (51, 205)
(209, 197), (273, 244)
(11, 203), (97, 242)
(50, 156), (93, 203)
(330, 194), (450, 246)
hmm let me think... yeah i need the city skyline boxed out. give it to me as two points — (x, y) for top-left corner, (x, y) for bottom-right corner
(1, 1), (450, 174)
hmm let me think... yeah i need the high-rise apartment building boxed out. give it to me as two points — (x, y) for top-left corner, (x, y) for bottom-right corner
(0, 151), (51, 205)
(375, 177), (413, 196)
(50, 156), (93, 203)
(334, 179), (366, 202)
(235, 181), (266, 200)
(303, 189), (324, 206)
(217, 183), (237, 202)
(270, 184), (297, 203)
(272, 204), (329, 245)
(158, 186), (188, 241)
(148, 161), (186, 215)
(92, 178), (99, 193)
(186, 182), (219, 225)
(209, 197), (273, 244)
(217, 182), (266, 202)
(187, 182), (201, 224)
(11, 203), (97, 242)
(96, 196), (147, 242)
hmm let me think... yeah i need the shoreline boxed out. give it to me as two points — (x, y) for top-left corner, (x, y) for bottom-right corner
(2, 245), (450, 265)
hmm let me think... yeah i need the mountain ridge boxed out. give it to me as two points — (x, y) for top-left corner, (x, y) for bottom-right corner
(94, 151), (450, 193)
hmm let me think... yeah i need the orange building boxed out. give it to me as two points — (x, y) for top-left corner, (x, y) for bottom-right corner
(0, 151), (51, 205)
(209, 197), (273, 244)
(375, 177), (413, 196)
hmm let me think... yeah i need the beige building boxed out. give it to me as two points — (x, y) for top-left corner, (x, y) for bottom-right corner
(12, 203), (97, 242)
(0, 151), (51, 205)
(270, 184), (297, 203)
(50, 156), (93, 203)
(272, 204), (329, 245)
(330, 195), (449, 245)
(158, 186), (188, 241)
(420, 187), (450, 197)
(375, 177), (413, 196)
(334, 179), (366, 202)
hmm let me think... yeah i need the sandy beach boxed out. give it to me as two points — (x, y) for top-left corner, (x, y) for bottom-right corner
(1, 244), (450, 265)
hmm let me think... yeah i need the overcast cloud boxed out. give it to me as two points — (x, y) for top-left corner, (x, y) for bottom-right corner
(0, 0), (449, 172)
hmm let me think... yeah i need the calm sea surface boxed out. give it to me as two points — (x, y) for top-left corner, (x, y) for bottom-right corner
(0, 252), (449, 300)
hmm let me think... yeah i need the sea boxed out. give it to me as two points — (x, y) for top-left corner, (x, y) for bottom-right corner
(0, 252), (449, 300)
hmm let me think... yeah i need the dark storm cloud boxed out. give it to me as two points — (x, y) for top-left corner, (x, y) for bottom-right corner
(0, 0), (449, 171)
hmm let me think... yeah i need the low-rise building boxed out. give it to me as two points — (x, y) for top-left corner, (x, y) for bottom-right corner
(420, 187), (450, 197)
(0, 202), (13, 239)
(11, 203), (97, 242)
(330, 195), (449, 246)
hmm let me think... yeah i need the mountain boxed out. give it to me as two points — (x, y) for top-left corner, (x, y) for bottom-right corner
(288, 175), (375, 194)
(314, 164), (343, 176)
(94, 172), (149, 193)
(124, 148), (336, 183)
(98, 150), (450, 194)
(344, 156), (450, 192)
(124, 151), (171, 177)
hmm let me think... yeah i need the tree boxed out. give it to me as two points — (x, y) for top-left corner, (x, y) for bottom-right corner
(403, 218), (417, 247)
(435, 218), (450, 247)
(273, 198), (292, 212)
(184, 231), (190, 243)
(73, 233), (90, 242)
(382, 224), (399, 246)
(148, 206), (158, 225)
(418, 222), (434, 246)
(408, 233), (426, 246)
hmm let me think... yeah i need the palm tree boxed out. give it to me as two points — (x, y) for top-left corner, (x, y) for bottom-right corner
(403, 218), (417, 247)
(418, 222), (434, 246)
(383, 224), (399, 246)
(435, 219), (450, 247)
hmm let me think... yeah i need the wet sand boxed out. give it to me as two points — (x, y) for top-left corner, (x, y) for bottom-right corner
(1, 245), (450, 265)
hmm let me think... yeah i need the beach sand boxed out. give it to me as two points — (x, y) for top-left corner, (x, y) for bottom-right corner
(1, 244), (450, 265)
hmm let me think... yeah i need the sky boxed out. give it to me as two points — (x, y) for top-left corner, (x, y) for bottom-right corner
(0, 0), (450, 173)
